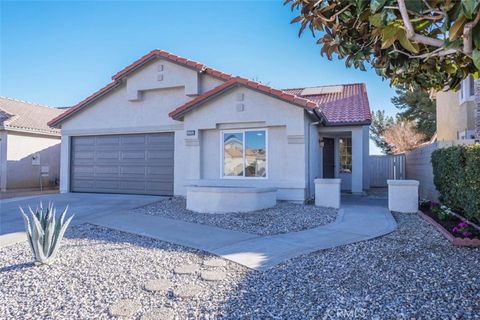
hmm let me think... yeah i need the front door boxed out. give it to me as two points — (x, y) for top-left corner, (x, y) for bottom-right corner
(323, 138), (335, 178)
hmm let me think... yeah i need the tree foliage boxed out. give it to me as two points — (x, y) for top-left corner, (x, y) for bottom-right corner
(392, 85), (436, 139)
(370, 110), (395, 154)
(286, 0), (480, 91)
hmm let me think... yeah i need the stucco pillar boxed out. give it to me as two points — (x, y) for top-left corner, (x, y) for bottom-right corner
(59, 135), (70, 193)
(351, 127), (364, 194)
(362, 125), (370, 190)
(185, 130), (201, 181)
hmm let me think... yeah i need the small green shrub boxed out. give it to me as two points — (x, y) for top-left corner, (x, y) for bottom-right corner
(432, 145), (480, 222)
(20, 202), (74, 265)
(432, 204), (455, 221)
(419, 199), (431, 211)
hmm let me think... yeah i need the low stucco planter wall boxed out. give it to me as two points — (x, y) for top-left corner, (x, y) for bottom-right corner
(314, 179), (341, 209)
(186, 186), (277, 214)
(387, 179), (419, 213)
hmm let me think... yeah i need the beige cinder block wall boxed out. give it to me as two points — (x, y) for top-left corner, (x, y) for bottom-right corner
(4, 132), (60, 190)
(436, 91), (476, 141)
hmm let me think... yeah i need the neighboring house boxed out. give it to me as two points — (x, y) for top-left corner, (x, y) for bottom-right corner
(0, 97), (64, 191)
(49, 49), (370, 201)
(436, 76), (478, 141)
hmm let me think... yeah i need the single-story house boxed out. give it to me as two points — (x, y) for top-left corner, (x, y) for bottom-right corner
(0, 97), (64, 191)
(49, 49), (370, 201)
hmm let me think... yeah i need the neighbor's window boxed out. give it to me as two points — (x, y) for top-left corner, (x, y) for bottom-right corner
(223, 130), (267, 178)
(469, 76), (475, 96)
(460, 76), (475, 101)
(339, 138), (352, 173)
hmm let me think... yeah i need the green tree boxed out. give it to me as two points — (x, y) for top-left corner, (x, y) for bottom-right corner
(286, 0), (480, 91)
(370, 110), (395, 154)
(392, 85), (436, 139)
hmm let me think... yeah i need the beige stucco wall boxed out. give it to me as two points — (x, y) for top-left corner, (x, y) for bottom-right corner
(436, 91), (476, 141)
(3, 131), (60, 190)
(182, 86), (308, 201)
(56, 56), (369, 200)
(59, 58), (224, 195)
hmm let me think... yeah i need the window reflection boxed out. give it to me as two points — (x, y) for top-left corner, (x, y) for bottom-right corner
(223, 132), (244, 176)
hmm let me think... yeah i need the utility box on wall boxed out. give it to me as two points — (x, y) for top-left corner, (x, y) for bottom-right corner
(32, 154), (40, 165)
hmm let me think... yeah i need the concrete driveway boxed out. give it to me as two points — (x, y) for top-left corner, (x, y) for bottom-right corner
(0, 193), (163, 247)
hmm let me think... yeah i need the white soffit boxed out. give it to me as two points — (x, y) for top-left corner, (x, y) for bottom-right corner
(300, 85), (343, 96)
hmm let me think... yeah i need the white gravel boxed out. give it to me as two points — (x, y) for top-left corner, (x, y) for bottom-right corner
(219, 212), (480, 319)
(0, 224), (246, 319)
(133, 197), (337, 236)
(1, 213), (479, 319)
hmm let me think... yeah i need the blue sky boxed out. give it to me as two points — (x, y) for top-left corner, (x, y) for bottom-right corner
(0, 1), (397, 154)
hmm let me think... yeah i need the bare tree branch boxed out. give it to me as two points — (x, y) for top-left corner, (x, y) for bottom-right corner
(392, 46), (457, 59)
(314, 3), (353, 23)
(463, 10), (480, 55)
(398, 0), (444, 48)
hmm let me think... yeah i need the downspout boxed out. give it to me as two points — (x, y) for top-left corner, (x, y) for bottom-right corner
(307, 107), (323, 201)
(306, 107), (325, 200)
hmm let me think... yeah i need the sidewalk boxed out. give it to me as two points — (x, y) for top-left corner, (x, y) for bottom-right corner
(91, 199), (396, 271)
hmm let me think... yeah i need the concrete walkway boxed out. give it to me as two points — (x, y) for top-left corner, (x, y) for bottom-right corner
(0, 193), (163, 247)
(90, 197), (396, 271)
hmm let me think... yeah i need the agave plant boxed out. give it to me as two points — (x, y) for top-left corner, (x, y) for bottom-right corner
(20, 202), (74, 265)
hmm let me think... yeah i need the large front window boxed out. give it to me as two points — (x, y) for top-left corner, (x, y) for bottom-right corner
(339, 137), (352, 173)
(223, 129), (267, 178)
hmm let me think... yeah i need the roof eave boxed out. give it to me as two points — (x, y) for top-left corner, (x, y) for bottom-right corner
(323, 120), (371, 127)
(2, 125), (61, 137)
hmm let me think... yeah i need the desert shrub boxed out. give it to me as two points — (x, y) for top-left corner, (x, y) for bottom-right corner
(431, 145), (480, 222)
(20, 202), (74, 265)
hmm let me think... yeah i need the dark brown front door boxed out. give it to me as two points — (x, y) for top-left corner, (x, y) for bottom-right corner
(323, 138), (335, 178)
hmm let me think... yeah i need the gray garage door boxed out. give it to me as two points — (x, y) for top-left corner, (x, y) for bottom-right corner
(71, 133), (174, 195)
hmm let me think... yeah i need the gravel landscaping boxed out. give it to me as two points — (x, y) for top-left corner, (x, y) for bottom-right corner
(133, 197), (338, 235)
(0, 224), (247, 320)
(1, 213), (479, 319)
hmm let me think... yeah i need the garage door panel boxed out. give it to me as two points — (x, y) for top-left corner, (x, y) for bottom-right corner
(96, 136), (121, 146)
(147, 166), (174, 175)
(73, 151), (95, 160)
(95, 180), (120, 190)
(96, 151), (120, 160)
(148, 134), (175, 145)
(71, 179), (95, 189)
(121, 166), (147, 176)
(73, 136), (96, 146)
(122, 150), (147, 160)
(122, 135), (146, 145)
(147, 181), (174, 192)
(94, 165), (119, 176)
(71, 133), (174, 196)
(148, 150), (174, 159)
(119, 180), (147, 190)
(72, 165), (95, 176)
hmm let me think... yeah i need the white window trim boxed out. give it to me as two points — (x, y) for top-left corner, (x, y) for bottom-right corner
(220, 128), (268, 179)
(459, 76), (475, 103)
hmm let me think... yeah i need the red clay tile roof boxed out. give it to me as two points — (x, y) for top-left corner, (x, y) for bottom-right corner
(49, 49), (371, 127)
(112, 49), (232, 81)
(283, 84), (371, 125)
(168, 77), (318, 120)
